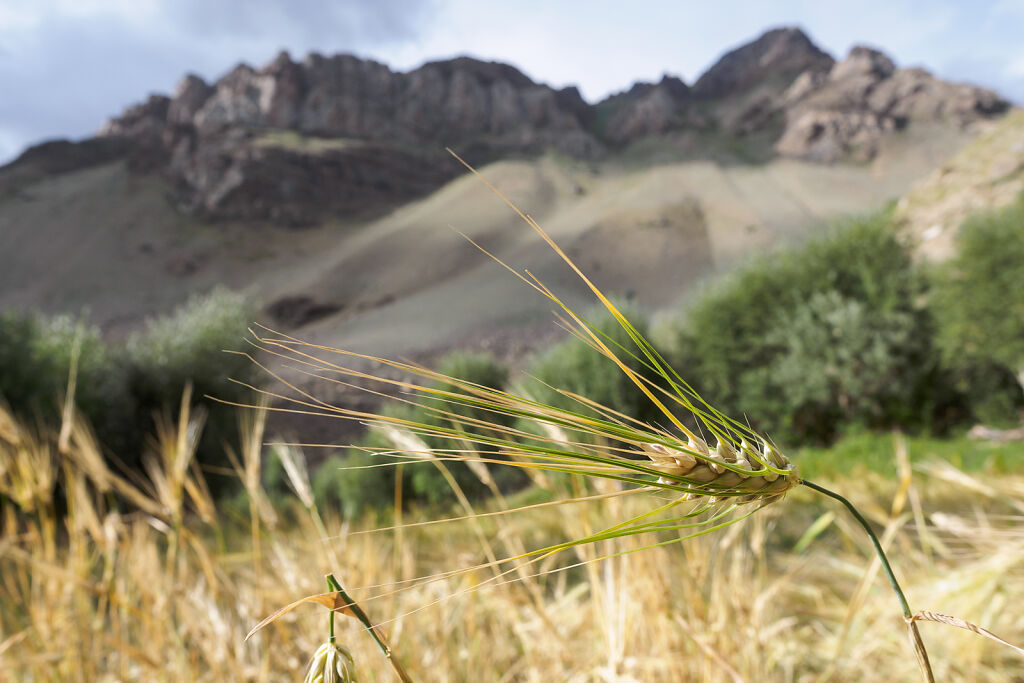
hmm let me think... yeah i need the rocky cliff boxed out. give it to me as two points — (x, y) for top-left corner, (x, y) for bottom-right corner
(10, 27), (1009, 226)
(93, 52), (602, 226)
(777, 45), (1009, 162)
(595, 29), (1007, 158)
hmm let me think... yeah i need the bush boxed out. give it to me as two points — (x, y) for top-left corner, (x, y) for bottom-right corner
(0, 310), (70, 415)
(0, 288), (256, 496)
(0, 312), (131, 441)
(313, 351), (524, 516)
(674, 213), (943, 443)
(931, 194), (1024, 423)
(408, 351), (525, 503)
(125, 287), (257, 484)
(313, 451), (398, 519)
(126, 287), (254, 403)
(762, 290), (935, 441)
(525, 303), (664, 427)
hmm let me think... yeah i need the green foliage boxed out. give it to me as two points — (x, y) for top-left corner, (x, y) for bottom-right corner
(0, 288), (255, 494)
(0, 310), (75, 415)
(313, 351), (524, 516)
(931, 194), (1024, 422)
(125, 288), (256, 482)
(316, 401), (410, 518)
(675, 213), (942, 443)
(313, 451), (398, 519)
(408, 351), (523, 503)
(763, 291), (932, 438)
(0, 311), (131, 443)
(127, 287), (255, 403)
(793, 429), (1024, 480)
(933, 193), (1024, 371)
(526, 303), (663, 427)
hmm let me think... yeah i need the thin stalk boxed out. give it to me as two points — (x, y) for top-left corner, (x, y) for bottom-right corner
(801, 479), (934, 683)
(326, 574), (413, 683)
(326, 576), (335, 645)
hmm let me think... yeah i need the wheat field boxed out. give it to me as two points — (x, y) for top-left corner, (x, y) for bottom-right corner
(1, 394), (1023, 682)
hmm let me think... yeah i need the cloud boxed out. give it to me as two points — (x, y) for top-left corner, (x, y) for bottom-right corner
(166, 0), (429, 44)
(0, 0), (436, 163)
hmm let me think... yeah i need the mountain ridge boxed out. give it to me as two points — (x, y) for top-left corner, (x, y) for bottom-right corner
(0, 26), (1013, 370)
(4, 26), (1009, 228)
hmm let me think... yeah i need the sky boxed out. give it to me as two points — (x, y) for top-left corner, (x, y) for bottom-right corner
(1, 0), (1023, 164)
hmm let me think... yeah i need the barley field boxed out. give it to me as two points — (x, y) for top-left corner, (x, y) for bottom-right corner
(2, 391), (1023, 682)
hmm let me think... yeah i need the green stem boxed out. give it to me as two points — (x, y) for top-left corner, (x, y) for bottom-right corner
(326, 573), (414, 683)
(801, 479), (911, 617)
(802, 480), (934, 683)
(326, 576), (335, 645)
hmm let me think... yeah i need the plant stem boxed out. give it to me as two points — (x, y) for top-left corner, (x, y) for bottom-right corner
(326, 576), (335, 645)
(326, 573), (413, 683)
(801, 480), (910, 616)
(801, 479), (934, 683)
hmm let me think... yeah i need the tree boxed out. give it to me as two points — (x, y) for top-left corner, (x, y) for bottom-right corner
(933, 194), (1024, 392)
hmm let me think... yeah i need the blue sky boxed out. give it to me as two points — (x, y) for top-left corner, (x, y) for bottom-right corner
(1, 0), (1022, 164)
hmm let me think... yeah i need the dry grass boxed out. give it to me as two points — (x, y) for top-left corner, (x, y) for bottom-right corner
(1, 399), (1023, 681)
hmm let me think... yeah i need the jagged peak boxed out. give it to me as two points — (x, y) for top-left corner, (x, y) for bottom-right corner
(600, 74), (689, 106)
(692, 25), (834, 99)
(830, 44), (896, 81)
(411, 55), (537, 88)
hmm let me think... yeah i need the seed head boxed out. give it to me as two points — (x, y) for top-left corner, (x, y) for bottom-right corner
(304, 641), (357, 683)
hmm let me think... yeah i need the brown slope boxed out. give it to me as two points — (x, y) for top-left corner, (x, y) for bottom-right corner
(894, 107), (1024, 262)
(0, 121), (970, 359)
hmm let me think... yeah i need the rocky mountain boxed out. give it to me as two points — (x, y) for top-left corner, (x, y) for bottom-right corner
(691, 26), (835, 99)
(90, 53), (601, 227)
(599, 29), (1008, 160)
(2, 24), (1009, 373)
(777, 45), (1010, 162)
(8, 26), (1005, 228)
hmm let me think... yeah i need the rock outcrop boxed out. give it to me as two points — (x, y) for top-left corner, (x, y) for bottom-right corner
(692, 27), (835, 100)
(596, 76), (697, 144)
(776, 46), (1009, 162)
(893, 108), (1024, 262)
(98, 51), (601, 224)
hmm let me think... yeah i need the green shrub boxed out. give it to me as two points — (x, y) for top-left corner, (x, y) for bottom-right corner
(314, 351), (524, 516)
(407, 351), (525, 503)
(674, 213), (942, 443)
(0, 312), (131, 442)
(525, 303), (664, 427)
(0, 291), (256, 489)
(313, 450), (398, 519)
(125, 287), (257, 485)
(931, 193), (1024, 423)
(0, 310), (68, 415)
(313, 401), (412, 517)
(763, 291), (939, 440)
(126, 287), (254, 402)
